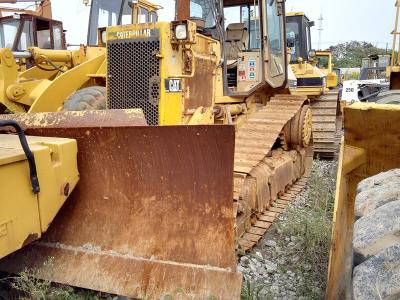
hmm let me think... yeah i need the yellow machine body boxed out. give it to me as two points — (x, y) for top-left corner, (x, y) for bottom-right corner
(326, 103), (400, 299)
(0, 134), (78, 259)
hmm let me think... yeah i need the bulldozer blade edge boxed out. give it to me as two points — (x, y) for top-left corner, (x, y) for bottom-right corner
(0, 111), (242, 299)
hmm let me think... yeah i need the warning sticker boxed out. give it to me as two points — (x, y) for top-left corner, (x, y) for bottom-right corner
(249, 58), (256, 68)
(249, 72), (255, 79)
(238, 70), (247, 81)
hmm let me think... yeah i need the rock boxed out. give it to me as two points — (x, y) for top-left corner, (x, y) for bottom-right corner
(288, 242), (295, 247)
(237, 265), (245, 273)
(291, 256), (300, 263)
(353, 200), (400, 263)
(265, 240), (277, 247)
(264, 260), (277, 273)
(255, 251), (263, 261)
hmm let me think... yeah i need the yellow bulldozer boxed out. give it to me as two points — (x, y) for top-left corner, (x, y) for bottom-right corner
(1, 0), (314, 298)
(286, 12), (339, 158)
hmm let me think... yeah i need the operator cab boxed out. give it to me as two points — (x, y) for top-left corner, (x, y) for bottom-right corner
(187, 0), (287, 95)
(87, 0), (160, 46)
(0, 14), (65, 51)
(286, 12), (314, 63)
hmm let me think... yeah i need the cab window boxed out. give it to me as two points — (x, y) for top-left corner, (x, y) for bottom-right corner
(88, 0), (123, 45)
(36, 19), (52, 49)
(18, 20), (34, 50)
(53, 25), (63, 49)
(138, 7), (149, 23)
(0, 19), (19, 49)
(150, 11), (158, 23)
(286, 21), (300, 63)
(266, 0), (282, 56)
(121, 0), (131, 25)
(265, 0), (284, 77)
(190, 0), (216, 28)
(242, 5), (261, 49)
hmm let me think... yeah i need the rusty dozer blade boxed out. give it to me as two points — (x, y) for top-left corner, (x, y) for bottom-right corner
(0, 110), (242, 299)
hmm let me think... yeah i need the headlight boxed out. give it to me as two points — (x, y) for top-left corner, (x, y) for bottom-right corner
(175, 24), (187, 40)
(101, 31), (107, 44)
(309, 50), (316, 58)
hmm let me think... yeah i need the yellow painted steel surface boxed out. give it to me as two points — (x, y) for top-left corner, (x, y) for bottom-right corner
(326, 103), (400, 299)
(316, 51), (338, 89)
(0, 47), (104, 113)
(0, 135), (78, 259)
(106, 22), (224, 125)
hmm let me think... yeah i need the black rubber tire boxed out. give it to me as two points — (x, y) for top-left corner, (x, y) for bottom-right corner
(352, 169), (400, 300)
(63, 86), (106, 111)
(374, 90), (400, 105)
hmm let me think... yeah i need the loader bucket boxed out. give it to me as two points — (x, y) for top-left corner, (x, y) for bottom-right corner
(0, 110), (242, 299)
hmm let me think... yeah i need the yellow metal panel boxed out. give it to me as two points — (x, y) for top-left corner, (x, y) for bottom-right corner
(289, 86), (325, 96)
(30, 137), (79, 232)
(0, 159), (41, 259)
(0, 135), (78, 259)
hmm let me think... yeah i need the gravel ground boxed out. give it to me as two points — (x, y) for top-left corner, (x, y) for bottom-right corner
(239, 159), (338, 300)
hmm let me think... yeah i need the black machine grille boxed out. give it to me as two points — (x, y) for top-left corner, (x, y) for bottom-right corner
(107, 38), (160, 125)
(297, 77), (324, 87)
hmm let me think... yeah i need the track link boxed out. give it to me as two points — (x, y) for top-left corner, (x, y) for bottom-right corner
(238, 172), (311, 251)
(233, 94), (312, 251)
(311, 90), (339, 158)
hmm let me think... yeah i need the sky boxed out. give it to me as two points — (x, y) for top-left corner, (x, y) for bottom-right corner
(6, 0), (398, 50)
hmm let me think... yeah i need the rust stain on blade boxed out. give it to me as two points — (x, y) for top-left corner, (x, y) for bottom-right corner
(0, 109), (147, 129)
(0, 118), (241, 299)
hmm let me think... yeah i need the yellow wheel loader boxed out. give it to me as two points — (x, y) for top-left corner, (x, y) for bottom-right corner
(286, 12), (339, 158)
(0, 0), (313, 298)
(0, 1), (67, 60)
(0, 0), (161, 114)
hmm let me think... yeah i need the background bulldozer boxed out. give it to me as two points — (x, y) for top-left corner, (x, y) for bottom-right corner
(0, 0), (314, 298)
(286, 12), (339, 158)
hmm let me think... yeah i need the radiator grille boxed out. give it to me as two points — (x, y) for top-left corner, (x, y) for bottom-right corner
(107, 38), (160, 125)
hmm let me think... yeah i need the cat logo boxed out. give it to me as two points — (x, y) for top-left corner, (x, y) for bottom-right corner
(165, 79), (182, 92)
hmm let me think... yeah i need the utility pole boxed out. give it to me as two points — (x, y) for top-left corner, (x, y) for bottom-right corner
(318, 12), (324, 50)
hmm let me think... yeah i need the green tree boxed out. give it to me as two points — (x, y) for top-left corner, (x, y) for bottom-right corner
(329, 41), (391, 68)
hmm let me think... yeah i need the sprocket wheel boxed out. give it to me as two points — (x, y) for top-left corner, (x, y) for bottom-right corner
(284, 104), (313, 147)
